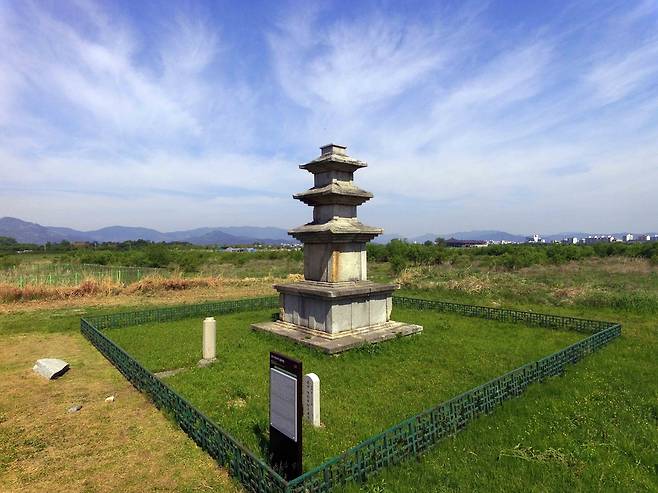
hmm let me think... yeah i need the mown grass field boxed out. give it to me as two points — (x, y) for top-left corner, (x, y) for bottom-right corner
(105, 306), (583, 470)
(0, 326), (242, 493)
(1, 255), (656, 492)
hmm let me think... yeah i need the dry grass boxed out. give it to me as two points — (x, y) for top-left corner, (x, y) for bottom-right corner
(0, 278), (123, 302)
(443, 274), (496, 294)
(0, 274), (303, 315)
(519, 256), (656, 275)
(0, 274), (294, 302)
(550, 285), (597, 304)
(0, 331), (242, 493)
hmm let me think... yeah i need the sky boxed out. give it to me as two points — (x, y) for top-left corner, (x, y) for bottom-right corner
(1, 0), (657, 236)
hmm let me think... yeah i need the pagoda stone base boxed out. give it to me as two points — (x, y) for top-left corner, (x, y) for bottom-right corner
(251, 320), (422, 354)
(251, 280), (423, 353)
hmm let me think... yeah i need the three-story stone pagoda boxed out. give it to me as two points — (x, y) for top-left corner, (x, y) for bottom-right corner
(252, 144), (422, 353)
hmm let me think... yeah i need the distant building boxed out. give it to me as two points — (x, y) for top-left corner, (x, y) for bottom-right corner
(445, 238), (487, 248)
(583, 235), (617, 244)
(583, 236), (602, 244)
(526, 234), (545, 244)
(623, 234), (633, 242)
(626, 234), (653, 243)
(561, 237), (579, 244)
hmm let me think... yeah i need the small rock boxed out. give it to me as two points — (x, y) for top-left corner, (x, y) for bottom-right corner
(67, 404), (82, 413)
(105, 395), (115, 403)
(33, 358), (69, 380)
(154, 367), (187, 379)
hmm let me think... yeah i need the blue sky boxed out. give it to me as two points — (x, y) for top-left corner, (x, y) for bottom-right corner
(1, 0), (657, 236)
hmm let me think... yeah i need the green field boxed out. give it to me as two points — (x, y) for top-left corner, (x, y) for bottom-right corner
(105, 307), (584, 470)
(2, 252), (657, 492)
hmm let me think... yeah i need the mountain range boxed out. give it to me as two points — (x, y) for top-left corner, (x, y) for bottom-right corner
(0, 217), (294, 245)
(1, 217), (653, 246)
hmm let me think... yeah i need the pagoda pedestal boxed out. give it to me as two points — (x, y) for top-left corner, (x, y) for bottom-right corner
(252, 144), (422, 354)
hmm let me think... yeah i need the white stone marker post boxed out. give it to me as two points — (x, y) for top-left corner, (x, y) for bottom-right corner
(202, 317), (216, 361)
(303, 373), (321, 427)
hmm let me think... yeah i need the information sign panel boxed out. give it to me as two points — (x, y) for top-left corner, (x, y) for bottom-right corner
(269, 352), (302, 479)
(270, 367), (297, 441)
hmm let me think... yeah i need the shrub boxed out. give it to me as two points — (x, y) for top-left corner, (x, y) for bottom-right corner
(389, 254), (408, 275)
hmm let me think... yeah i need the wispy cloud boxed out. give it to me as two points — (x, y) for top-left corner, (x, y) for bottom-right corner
(269, 8), (446, 113)
(0, 0), (657, 234)
(586, 38), (658, 104)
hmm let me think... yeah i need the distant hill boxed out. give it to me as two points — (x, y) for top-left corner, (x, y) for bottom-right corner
(84, 226), (170, 243)
(0, 217), (295, 246)
(373, 230), (527, 243)
(185, 230), (270, 245)
(372, 233), (405, 244)
(3, 217), (654, 246)
(445, 230), (527, 242)
(0, 217), (71, 244)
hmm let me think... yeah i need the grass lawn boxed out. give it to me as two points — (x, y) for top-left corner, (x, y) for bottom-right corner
(0, 331), (242, 493)
(2, 256), (656, 492)
(105, 306), (584, 471)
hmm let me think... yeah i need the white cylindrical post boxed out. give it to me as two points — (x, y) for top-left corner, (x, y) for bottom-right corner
(303, 373), (321, 427)
(202, 317), (216, 361)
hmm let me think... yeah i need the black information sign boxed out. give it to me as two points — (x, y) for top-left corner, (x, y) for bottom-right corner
(269, 351), (302, 479)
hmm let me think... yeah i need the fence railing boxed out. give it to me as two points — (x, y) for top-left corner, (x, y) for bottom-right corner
(86, 296), (278, 330)
(287, 297), (620, 491)
(81, 295), (620, 493)
(81, 297), (286, 493)
(1, 262), (167, 287)
(394, 296), (612, 333)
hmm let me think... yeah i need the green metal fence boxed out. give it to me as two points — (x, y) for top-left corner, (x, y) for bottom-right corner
(86, 296), (278, 330)
(2, 262), (167, 287)
(81, 297), (285, 493)
(81, 296), (621, 493)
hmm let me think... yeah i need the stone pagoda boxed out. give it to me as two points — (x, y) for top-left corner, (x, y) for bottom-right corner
(252, 144), (422, 353)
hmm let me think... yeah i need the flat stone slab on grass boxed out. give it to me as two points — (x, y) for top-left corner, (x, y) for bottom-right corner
(33, 358), (69, 380)
(252, 320), (422, 354)
(154, 367), (187, 379)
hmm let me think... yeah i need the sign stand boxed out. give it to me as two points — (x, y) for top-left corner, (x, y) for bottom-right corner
(269, 352), (302, 479)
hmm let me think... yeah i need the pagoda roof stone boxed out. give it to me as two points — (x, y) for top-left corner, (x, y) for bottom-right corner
(293, 182), (373, 206)
(300, 144), (367, 174)
(289, 217), (382, 243)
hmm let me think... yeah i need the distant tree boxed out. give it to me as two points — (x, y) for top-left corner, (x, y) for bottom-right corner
(0, 236), (18, 246)
(144, 244), (172, 268)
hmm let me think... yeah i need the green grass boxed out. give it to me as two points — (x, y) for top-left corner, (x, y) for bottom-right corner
(105, 307), (584, 471)
(3, 256), (657, 492)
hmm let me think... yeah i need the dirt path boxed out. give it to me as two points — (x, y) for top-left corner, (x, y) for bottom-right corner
(0, 331), (241, 492)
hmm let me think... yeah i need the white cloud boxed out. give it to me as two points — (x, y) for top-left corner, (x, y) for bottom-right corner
(586, 38), (658, 104)
(1, 0), (657, 235)
(268, 8), (447, 113)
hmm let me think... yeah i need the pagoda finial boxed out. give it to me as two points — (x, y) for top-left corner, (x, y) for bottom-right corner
(320, 143), (347, 156)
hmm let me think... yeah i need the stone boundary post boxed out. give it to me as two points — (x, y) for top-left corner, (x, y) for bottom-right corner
(303, 373), (321, 427)
(203, 317), (216, 360)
